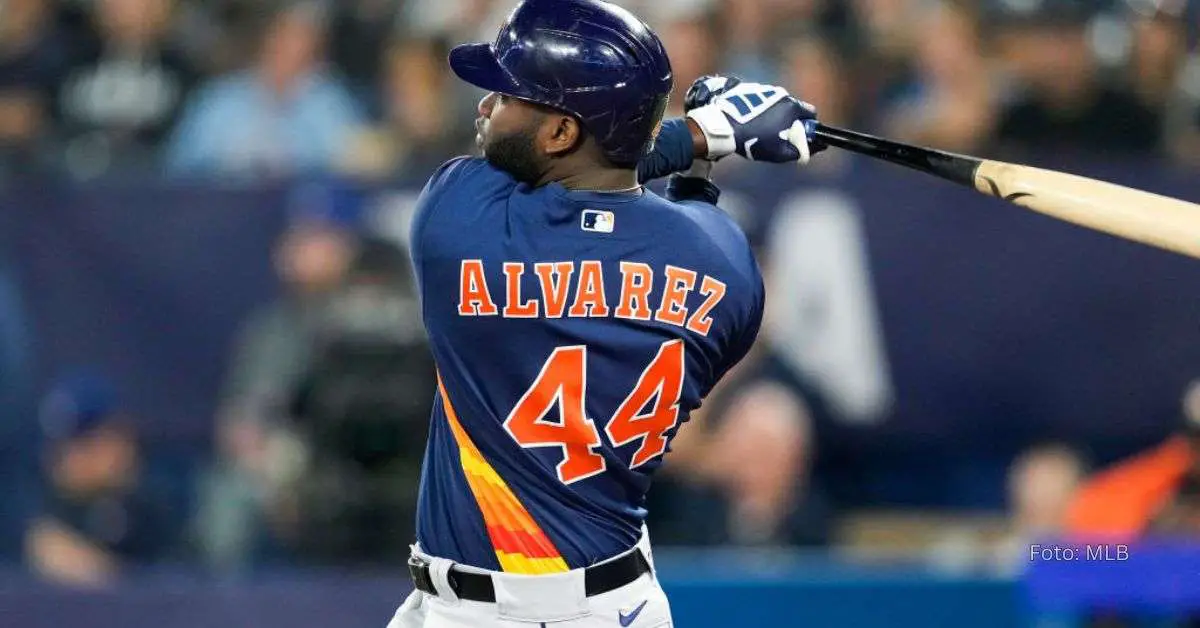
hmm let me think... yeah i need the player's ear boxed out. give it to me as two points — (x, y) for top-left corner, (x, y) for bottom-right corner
(542, 114), (584, 158)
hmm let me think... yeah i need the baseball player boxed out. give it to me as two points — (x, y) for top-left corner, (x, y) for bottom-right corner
(389, 0), (823, 626)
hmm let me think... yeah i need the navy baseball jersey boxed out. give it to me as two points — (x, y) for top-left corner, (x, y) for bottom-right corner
(409, 156), (764, 573)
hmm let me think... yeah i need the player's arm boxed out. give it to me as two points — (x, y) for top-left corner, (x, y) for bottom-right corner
(639, 76), (825, 197)
(635, 118), (708, 184)
(408, 156), (483, 274)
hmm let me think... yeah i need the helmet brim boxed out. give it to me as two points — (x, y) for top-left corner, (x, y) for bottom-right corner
(449, 43), (526, 96)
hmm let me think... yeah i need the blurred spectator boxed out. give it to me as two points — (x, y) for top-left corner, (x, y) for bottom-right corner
(177, 0), (278, 74)
(850, 0), (917, 60)
(25, 370), (171, 588)
(1165, 42), (1200, 163)
(52, 0), (199, 179)
(1128, 11), (1186, 115)
(0, 0), (67, 177)
(849, 0), (921, 114)
(1008, 444), (1086, 541)
(403, 0), (500, 41)
(737, 0), (854, 81)
(55, 0), (100, 39)
(1147, 378), (1200, 537)
(781, 33), (852, 127)
(715, 0), (775, 82)
(659, 7), (721, 117)
(326, 0), (402, 94)
(280, 234), (433, 565)
(881, 1), (996, 154)
(340, 36), (474, 180)
(1065, 378), (1200, 539)
(165, 1), (366, 179)
(992, 442), (1086, 569)
(653, 347), (833, 547)
(703, 374), (829, 545)
(992, 3), (1163, 157)
(193, 181), (362, 573)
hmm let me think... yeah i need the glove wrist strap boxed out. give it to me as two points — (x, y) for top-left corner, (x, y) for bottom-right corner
(686, 105), (736, 160)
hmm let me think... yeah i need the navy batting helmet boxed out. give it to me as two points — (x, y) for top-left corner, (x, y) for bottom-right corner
(449, 0), (673, 167)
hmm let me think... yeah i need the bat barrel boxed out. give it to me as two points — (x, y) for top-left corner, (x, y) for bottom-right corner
(812, 121), (1200, 261)
(974, 160), (1200, 260)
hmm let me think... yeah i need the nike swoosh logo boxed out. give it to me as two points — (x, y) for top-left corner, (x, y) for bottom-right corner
(618, 600), (648, 627)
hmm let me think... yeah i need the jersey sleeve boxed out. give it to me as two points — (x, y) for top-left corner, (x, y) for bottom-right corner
(636, 118), (695, 183)
(694, 207), (766, 384)
(409, 156), (482, 276)
(723, 262), (765, 378)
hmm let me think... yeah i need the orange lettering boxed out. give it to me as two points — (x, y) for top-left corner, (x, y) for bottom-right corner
(458, 259), (498, 316)
(502, 262), (538, 318)
(535, 262), (574, 318)
(685, 276), (726, 336)
(654, 265), (696, 326)
(568, 261), (610, 318)
(615, 262), (653, 321)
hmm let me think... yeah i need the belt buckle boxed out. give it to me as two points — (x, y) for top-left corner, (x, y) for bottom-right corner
(407, 555), (436, 595)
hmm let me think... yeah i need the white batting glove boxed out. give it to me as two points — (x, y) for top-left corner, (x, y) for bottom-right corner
(684, 75), (823, 165)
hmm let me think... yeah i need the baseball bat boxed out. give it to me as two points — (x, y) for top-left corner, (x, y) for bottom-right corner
(803, 123), (1200, 259)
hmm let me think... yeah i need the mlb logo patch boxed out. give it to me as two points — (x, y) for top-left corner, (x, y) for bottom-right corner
(581, 209), (615, 233)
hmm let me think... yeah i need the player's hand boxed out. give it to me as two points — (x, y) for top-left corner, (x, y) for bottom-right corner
(683, 74), (741, 112)
(684, 75), (825, 165)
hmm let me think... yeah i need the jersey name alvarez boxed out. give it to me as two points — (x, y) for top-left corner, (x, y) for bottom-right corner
(457, 259), (728, 336)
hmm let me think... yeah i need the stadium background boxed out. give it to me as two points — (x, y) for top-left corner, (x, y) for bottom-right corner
(2, 0), (1200, 625)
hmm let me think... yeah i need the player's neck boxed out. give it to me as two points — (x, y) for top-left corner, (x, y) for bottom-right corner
(544, 168), (639, 193)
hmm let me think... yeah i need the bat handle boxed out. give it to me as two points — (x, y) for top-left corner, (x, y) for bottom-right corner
(811, 123), (882, 153)
(811, 123), (981, 188)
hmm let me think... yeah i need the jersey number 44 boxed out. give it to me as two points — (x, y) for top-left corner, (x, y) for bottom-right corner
(503, 340), (685, 484)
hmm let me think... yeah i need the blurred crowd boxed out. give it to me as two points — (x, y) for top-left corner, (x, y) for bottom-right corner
(2, 0), (1200, 185)
(5, 0), (1200, 598)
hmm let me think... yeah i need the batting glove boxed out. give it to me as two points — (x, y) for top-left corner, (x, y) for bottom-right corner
(684, 74), (739, 111)
(685, 75), (824, 165)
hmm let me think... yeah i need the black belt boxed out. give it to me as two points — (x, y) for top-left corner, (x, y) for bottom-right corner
(408, 549), (651, 603)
